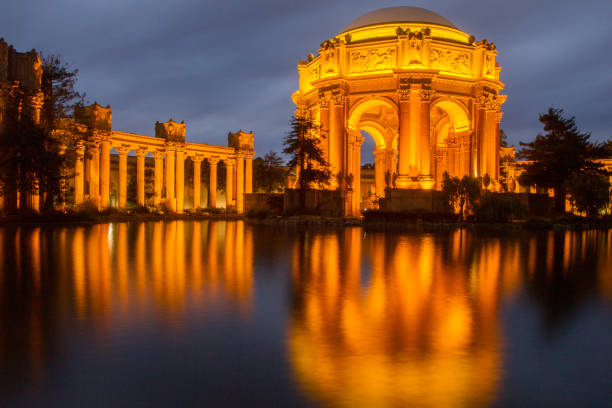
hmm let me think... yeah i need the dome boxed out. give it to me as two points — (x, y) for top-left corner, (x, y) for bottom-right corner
(342, 6), (457, 32)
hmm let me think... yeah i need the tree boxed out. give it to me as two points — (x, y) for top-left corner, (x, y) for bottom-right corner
(442, 172), (481, 218)
(254, 151), (286, 193)
(564, 170), (610, 217)
(0, 53), (83, 211)
(518, 108), (610, 213)
(282, 115), (330, 211)
(500, 129), (508, 147)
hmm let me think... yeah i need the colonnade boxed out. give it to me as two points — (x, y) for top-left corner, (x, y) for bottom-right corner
(74, 133), (253, 213)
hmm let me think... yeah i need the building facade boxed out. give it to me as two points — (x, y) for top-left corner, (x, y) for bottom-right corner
(292, 7), (506, 215)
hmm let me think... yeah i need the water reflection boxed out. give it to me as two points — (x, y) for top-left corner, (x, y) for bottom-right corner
(288, 228), (612, 408)
(0, 223), (610, 406)
(0, 221), (253, 394)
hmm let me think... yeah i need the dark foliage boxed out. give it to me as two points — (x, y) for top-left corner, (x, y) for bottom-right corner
(474, 193), (527, 222)
(282, 115), (330, 211)
(254, 151), (285, 193)
(518, 107), (610, 213)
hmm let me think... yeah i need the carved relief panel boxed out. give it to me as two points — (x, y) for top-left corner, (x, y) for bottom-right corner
(350, 47), (396, 73)
(430, 48), (471, 75)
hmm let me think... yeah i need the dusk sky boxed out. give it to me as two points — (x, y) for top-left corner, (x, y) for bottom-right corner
(2, 0), (611, 161)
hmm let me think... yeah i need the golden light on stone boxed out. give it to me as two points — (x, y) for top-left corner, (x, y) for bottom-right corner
(293, 7), (506, 215)
(0, 39), (255, 213)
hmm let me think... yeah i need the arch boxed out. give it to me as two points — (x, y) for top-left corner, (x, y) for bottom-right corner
(359, 120), (387, 150)
(431, 98), (470, 133)
(348, 96), (398, 131)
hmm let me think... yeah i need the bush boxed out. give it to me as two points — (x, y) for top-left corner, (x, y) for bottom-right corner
(474, 193), (527, 222)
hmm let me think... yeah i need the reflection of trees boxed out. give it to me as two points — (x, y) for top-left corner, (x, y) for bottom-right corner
(288, 229), (520, 408)
(523, 230), (612, 334)
(0, 221), (254, 393)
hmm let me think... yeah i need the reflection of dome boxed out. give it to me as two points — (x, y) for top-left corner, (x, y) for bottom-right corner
(342, 6), (457, 32)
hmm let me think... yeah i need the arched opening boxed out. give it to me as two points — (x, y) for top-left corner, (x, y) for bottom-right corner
(430, 99), (471, 188)
(348, 97), (398, 212)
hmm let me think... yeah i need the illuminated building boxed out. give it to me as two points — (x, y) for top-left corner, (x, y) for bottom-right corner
(0, 39), (254, 213)
(293, 7), (506, 215)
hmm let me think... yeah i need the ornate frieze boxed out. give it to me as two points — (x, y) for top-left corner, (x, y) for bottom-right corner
(309, 65), (320, 82)
(350, 47), (396, 73)
(430, 48), (471, 74)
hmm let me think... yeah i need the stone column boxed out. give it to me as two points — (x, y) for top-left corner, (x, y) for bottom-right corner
(352, 135), (364, 215)
(165, 148), (175, 211)
(329, 93), (345, 188)
(74, 143), (85, 205)
(209, 158), (219, 208)
(319, 96), (331, 181)
(192, 156), (203, 209)
(374, 149), (386, 197)
(396, 90), (411, 188)
(477, 95), (500, 180)
(236, 155), (244, 214)
(99, 139), (111, 207)
(245, 154), (253, 194)
(153, 151), (164, 206)
(175, 149), (185, 213)
(226, 159), (234, 209)
(87, 141), (100, 203)
(419, 90), (434, 188)
(117, 146), (130, 209)
(136, 149), (147, 206)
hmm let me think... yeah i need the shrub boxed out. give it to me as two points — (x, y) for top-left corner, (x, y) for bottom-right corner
(475, 193), (527, 222)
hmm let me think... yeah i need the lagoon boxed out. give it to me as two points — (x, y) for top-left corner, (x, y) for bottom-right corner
(0, 221), (611, 407)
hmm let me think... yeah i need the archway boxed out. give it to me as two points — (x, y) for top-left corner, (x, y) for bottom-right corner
(430, 99), (472, 188)
(348, 97), (399, 212)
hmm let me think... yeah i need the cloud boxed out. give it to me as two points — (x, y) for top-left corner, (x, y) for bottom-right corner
(1, 0), (610, 159)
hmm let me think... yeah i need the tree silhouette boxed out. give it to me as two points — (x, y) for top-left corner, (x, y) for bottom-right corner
(518, 108), (610, 213)
(282, 115), (330, 211)
(254, 151), (285, 193)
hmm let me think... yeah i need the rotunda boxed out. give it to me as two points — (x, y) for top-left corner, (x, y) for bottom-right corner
(292, 6), (505, 215)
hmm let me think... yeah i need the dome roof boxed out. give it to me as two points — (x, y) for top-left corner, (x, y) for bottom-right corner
(342, 6), (457, 32)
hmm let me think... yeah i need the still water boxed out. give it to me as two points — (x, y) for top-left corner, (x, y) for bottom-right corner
(0, 221), (611, 407)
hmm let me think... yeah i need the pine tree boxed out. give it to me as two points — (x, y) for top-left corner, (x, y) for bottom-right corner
(282, 115), (330, 211)
(518, 108), (610, 213)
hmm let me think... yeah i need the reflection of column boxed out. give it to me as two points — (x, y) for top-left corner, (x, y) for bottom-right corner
(117, 146), (129, 209)
(136, 149), (147, 206)
(88, 141), (100, 203)
(245, 154), (253, 194)
(74, 142), (85, 205)
(396, 90), (411, 188)
(175, 149), (185, 212)
(165, 148), (175, 211)
(209, 158), (219, 208)
(153, 151), (163, 206)
(236, 156), (244, 214)
(99, 139), (111, 207)
(226, 160), (234, 208)
(192, 156), (202, 209)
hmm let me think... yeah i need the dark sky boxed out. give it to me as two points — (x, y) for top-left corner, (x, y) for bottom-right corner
(2, 0), (611, 160)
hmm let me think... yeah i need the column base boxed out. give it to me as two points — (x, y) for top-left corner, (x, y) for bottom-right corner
(395, 175), (435, 190)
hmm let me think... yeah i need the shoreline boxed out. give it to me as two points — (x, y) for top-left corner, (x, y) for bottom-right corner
(1, 213), (611, 231)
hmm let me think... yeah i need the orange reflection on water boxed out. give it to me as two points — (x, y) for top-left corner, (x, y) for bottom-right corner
(288, 229), (524, 408)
